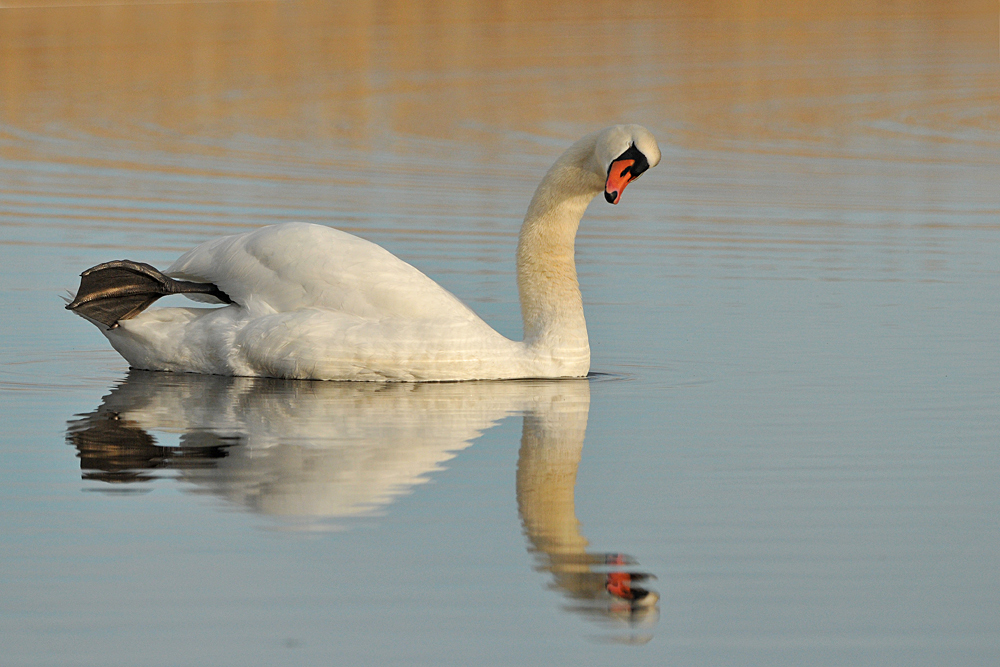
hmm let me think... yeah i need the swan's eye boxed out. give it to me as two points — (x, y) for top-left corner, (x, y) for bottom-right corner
(608, 143), (650, 179)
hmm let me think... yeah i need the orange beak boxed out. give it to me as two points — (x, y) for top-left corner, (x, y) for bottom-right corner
(604, 158), (636, 205)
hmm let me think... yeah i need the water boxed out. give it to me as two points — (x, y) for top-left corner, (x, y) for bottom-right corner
(2, 1), (999, 664)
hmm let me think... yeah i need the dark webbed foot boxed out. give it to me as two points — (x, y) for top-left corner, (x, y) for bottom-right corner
(66, 260), (232, 329)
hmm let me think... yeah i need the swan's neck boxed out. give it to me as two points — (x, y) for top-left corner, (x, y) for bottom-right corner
(516, 140), (604, 365)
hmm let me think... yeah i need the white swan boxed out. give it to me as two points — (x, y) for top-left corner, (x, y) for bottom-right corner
(67, 125), (660, 381)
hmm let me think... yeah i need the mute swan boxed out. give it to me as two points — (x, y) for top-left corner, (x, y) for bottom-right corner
(66, 125), (661, 381)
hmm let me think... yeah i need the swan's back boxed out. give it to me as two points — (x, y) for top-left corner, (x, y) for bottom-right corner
(167, 223), (479, 322)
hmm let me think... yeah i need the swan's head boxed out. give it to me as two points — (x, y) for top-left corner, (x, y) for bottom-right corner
(593, 125), (661, 205)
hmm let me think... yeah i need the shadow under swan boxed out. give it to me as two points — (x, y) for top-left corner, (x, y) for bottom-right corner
(66, 370), (658, 636)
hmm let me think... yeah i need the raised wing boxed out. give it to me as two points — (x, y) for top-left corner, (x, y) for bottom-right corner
(166, 223), (479, 321)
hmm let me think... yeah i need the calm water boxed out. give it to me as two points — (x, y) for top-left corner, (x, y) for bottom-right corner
(2, 1), (999, 665)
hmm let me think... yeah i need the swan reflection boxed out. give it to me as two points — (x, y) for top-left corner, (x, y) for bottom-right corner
(66, 371), (658, 636)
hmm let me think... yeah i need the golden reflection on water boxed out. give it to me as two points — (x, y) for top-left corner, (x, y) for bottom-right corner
(2, 0), (994, 147)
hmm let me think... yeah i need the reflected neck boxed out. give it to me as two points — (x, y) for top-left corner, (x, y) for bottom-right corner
(516, 384), (591, 585)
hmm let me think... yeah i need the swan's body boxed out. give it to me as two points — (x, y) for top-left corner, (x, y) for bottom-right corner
(112, 222), (539, 381)
(68, 125), (660, 381)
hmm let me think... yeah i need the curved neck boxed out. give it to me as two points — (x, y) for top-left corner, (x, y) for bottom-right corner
(516, 138), (604, 356)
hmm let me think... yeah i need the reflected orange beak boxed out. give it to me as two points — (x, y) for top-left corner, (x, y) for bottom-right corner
(604, 158), (636, 205)
(606, 571), (634, 598)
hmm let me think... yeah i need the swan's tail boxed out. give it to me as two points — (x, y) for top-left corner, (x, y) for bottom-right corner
(66, 260), (233, 329)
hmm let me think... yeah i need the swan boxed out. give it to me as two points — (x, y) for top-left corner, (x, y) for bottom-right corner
(66, 125), (661, 381)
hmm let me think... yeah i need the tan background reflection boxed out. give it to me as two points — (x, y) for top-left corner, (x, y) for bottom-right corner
(3, 0), (994, 149)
